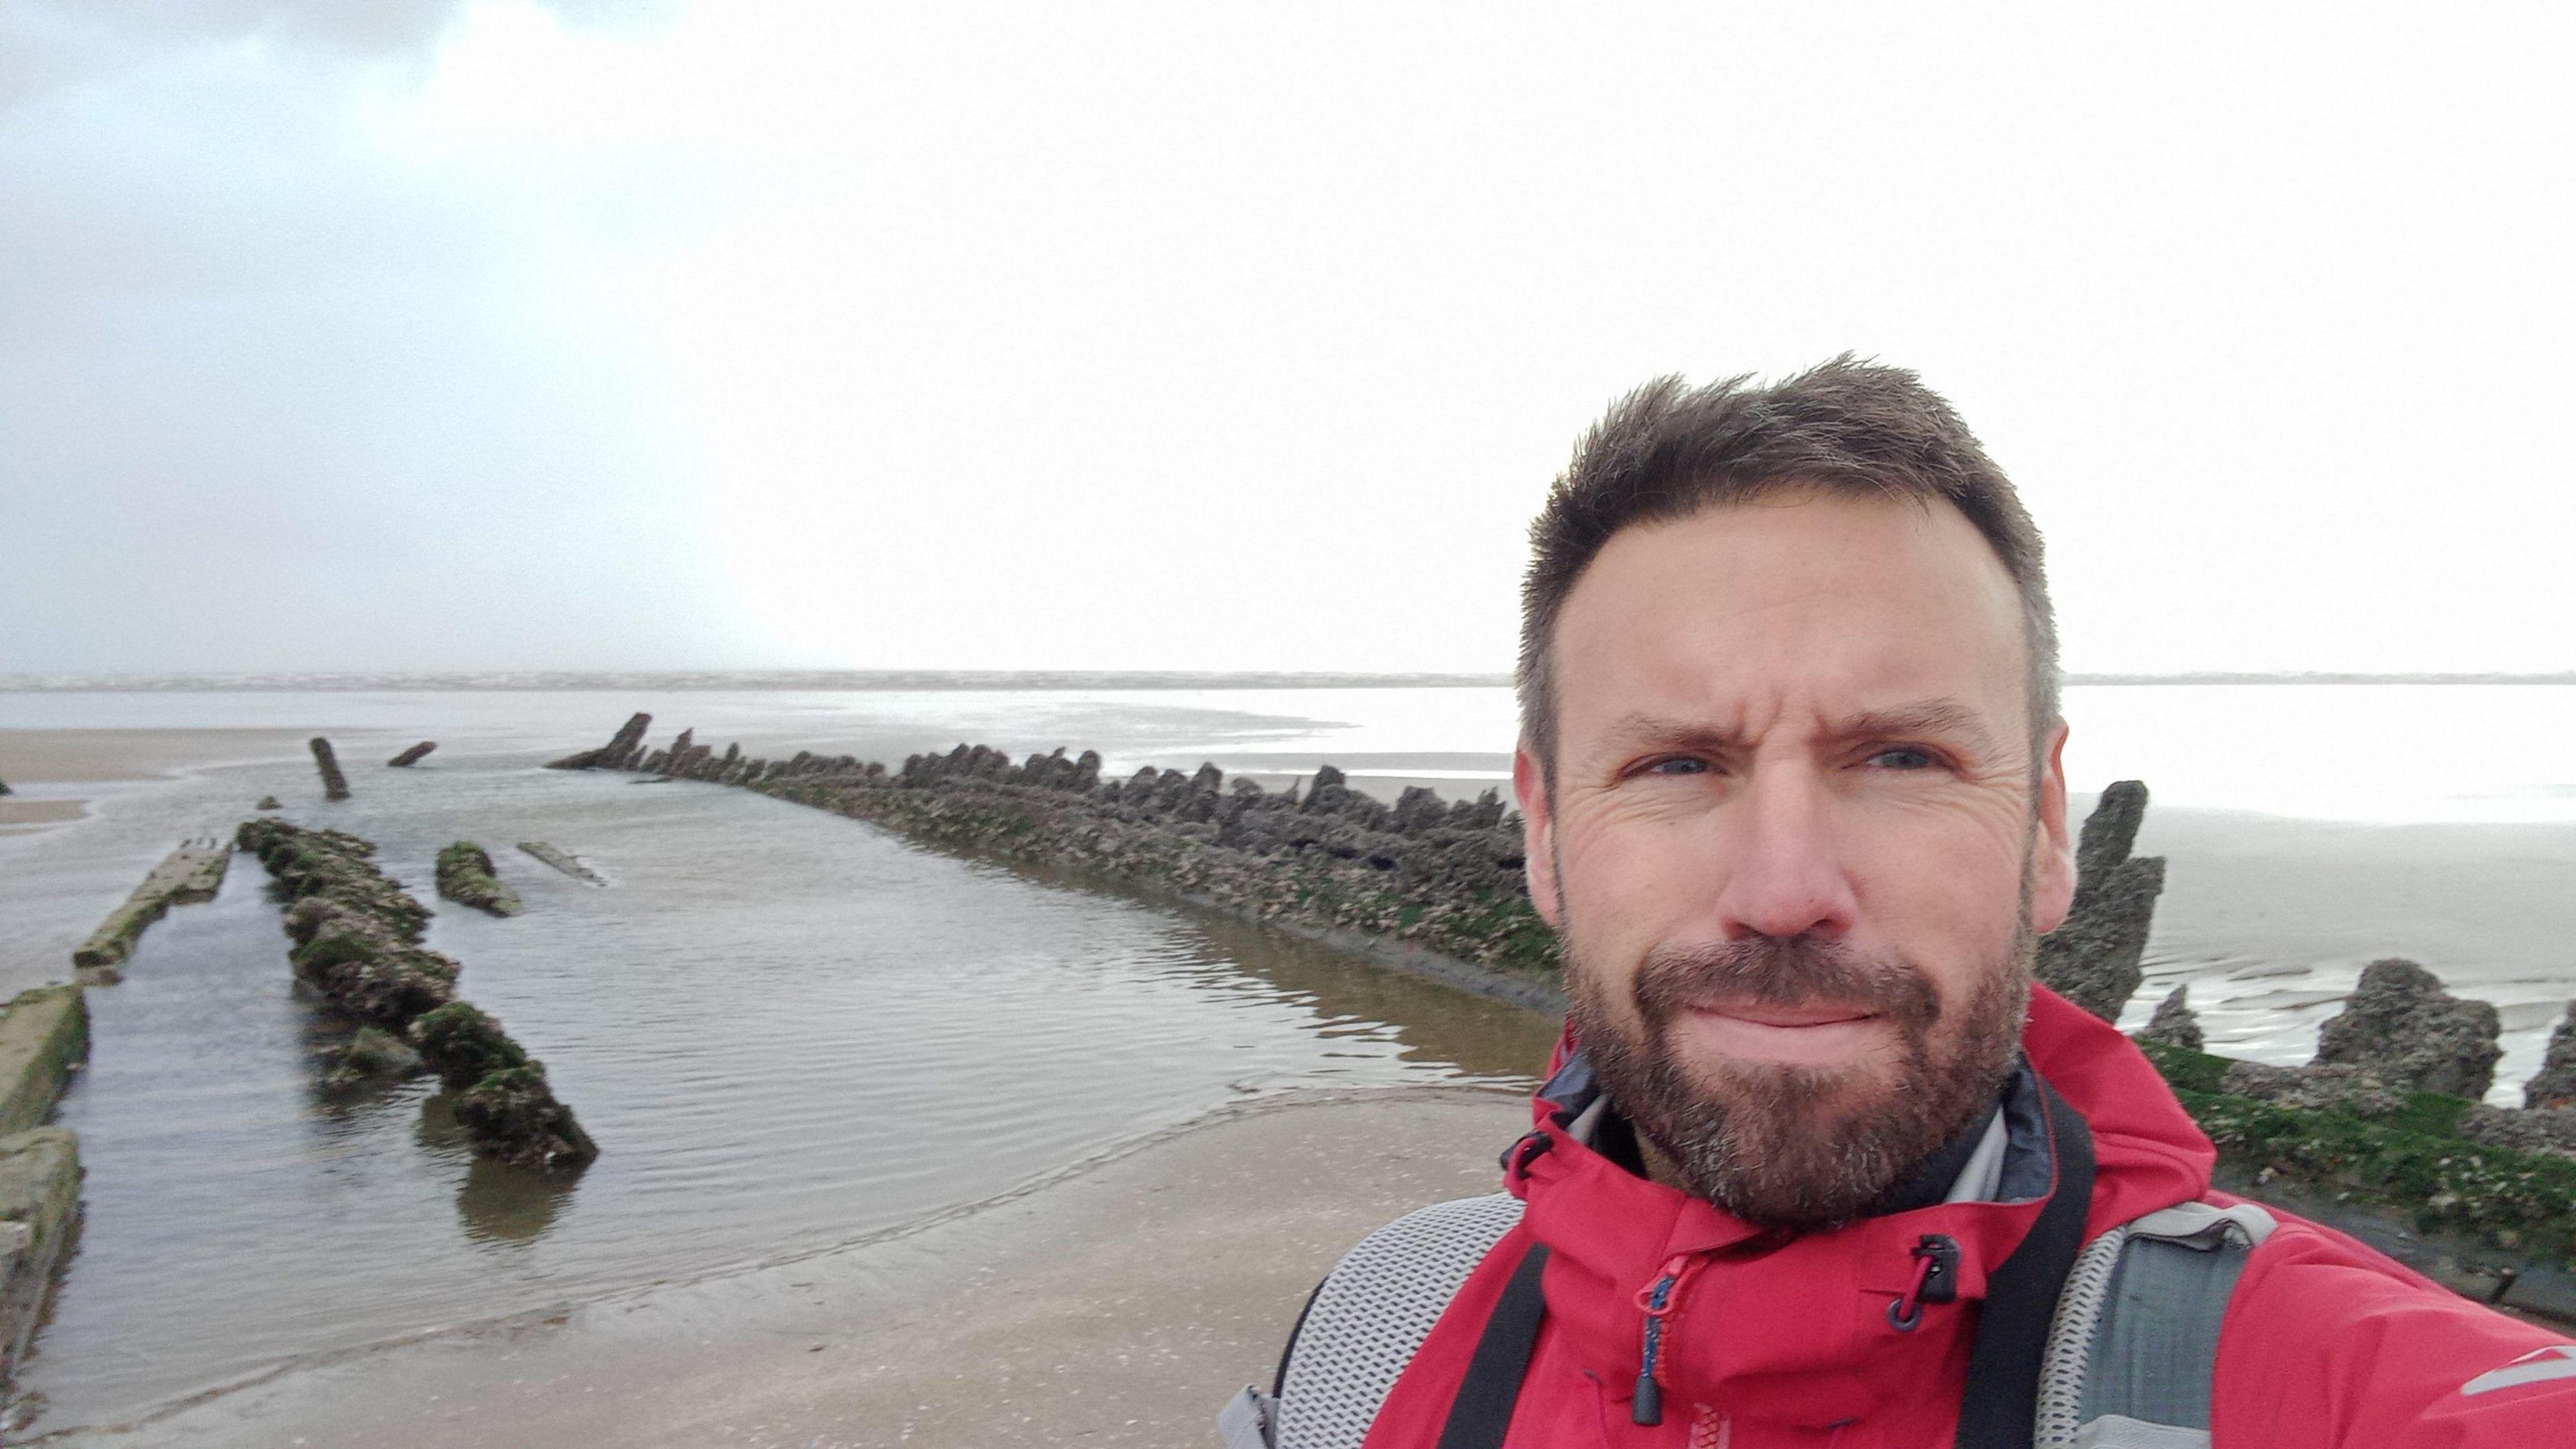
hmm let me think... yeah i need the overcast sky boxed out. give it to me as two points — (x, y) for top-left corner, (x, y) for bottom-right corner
(4, 2), (2571, 678)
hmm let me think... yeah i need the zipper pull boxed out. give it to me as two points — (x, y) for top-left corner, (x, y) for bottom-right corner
(1631, 1364), (1663, 1427)
(1629, 1254), (1694, 1426)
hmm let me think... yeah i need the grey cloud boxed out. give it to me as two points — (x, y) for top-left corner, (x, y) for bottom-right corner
(32, 0), (470, 56)
(0, 0), (740, 676)
(19, 0), (674, 58)
(0, 1), (462, 114)
(1, 0), (690, 310)
(1, 0), (678, 109)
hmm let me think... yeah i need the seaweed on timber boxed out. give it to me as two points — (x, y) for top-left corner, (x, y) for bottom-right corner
(234, 819), (594, 1170)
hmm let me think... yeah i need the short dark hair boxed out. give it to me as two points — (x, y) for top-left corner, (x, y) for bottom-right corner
(1517, 356), (2057, 771)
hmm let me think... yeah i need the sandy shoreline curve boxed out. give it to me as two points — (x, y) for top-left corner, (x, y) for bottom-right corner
(0, 729), (313, 837)
(34, 1088), (1531, 1448)
(0, 729), (314, 786)
(0, 800), (87, 833)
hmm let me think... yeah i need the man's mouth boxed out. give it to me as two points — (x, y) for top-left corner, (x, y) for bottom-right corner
(1669, 1000), (1890, 1066)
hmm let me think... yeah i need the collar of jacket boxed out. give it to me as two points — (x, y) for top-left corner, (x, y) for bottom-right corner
(1499, 987), (2216, 1432)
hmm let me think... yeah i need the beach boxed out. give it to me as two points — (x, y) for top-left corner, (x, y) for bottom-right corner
(0, 710), (1561, 1437)
(1, 682), (2573, 1443)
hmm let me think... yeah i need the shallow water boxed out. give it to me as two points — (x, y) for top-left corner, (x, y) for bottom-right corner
(2117, 805), (2576, 1090)
(13, 757), (1554, 1430)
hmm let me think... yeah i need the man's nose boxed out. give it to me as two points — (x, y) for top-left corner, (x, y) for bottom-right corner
(1711, 767), (1858, 942)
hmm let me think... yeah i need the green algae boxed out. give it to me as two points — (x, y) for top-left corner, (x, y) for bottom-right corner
(455, 1064), (598, 1170)
(2140, 1040), (2576, 1264)
(434, 841), (523, 917)
(0, 988), (87, 1139)
(411, 1002), (530, 1091)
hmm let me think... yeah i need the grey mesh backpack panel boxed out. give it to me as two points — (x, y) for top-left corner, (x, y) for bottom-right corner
(2035, 1201), (2276, 1449)
(1272, 1192), (1526, 1449)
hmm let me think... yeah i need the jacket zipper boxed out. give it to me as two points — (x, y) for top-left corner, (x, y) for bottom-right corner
(1631, 1252), (1697, 1426)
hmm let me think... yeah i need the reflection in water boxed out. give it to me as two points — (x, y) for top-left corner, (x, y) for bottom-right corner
(422, 1093), (584, 1242)
(988, 853), (1562, 1087)
(1180, 910), (1558, 1085)
(423, 1095), (584, 1242)
(299, 1006), (433, 1138)
(413, 1089), (466, 1150)
(456, 1157), (577, 1244)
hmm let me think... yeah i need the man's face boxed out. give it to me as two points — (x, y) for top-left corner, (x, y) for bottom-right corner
(1513, 489), (2075, 1228)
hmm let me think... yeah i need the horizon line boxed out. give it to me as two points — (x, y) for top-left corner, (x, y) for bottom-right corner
(5, 667), (2576, 692)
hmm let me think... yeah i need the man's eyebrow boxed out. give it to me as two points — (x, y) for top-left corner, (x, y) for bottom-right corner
(1593, 713), (1749, 753)
(1826, 700), (2000, 755)
(1589, 701), (2003, 755)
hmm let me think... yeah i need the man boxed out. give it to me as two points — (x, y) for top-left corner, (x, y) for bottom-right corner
(1225, 360), (2575, 1447)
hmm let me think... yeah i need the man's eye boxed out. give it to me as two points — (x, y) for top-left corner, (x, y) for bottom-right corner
(1644, 757), (1709, 776)
(1866, 747), (1936, 770)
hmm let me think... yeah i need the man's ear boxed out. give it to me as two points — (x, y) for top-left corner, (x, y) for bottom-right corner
(1513, 741), (1564, 927)
(2029, 720), (2076, 935)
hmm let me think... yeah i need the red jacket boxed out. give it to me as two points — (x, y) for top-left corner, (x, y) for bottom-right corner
(1356, 989), (2576, 1448)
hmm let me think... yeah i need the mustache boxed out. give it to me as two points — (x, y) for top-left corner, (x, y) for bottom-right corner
(1632, 936), (1940, 1032)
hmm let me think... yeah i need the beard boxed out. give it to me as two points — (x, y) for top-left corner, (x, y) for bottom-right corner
(1565, 925), (2032, 1232)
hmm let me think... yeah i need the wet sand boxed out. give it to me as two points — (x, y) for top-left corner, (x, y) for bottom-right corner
(0, 730), (310, 837)
(0, 800), (87, 834)
(44, 1089), (1529, 1448)
(0, 729), (313, 786)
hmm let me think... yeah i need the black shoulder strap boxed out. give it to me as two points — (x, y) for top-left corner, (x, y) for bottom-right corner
(1270, 1275), (1329, 1402)
(1955, 1073), (2096, 1449)
(1435, 1242), (1552, 1449)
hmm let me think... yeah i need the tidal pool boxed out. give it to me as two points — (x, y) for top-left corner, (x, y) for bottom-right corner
(16, 758), (1555, 1432)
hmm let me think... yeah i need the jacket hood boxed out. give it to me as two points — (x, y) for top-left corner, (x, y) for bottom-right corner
(1501, 985), (2215, 1434)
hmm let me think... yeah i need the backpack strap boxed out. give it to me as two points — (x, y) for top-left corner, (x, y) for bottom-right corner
(1434, 1242), (1551, 1449)
(1955, 1071), (2098, 1449)
(1222, 1193), (1526, 1449)
(2034, 1201), (2277, 1448)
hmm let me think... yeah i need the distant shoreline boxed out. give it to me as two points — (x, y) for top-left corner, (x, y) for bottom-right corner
(5, 669), (2575, 692)
(2066, 672), (2576, 686)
